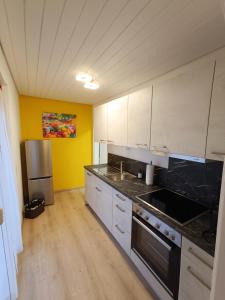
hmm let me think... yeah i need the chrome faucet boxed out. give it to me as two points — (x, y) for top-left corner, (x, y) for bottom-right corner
(120, 161), (124, 179)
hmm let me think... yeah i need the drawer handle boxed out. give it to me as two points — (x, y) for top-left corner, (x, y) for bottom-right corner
(115, 204), (125, 213)
(96, 187), (102, 192)
(116, 194), (126, 202)
(211, 151), (225, 156)
(136, 143), (148, 147)
(188, 247), (213, 270)
(107, 140), (114, 143)
(115, 224), (125, 234)
(187, 266), (211, 291)
(151, 145), (169, 152)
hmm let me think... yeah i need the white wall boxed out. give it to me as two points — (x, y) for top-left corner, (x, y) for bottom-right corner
(0, 45), (23, 221)
(108, 144), (169, 169)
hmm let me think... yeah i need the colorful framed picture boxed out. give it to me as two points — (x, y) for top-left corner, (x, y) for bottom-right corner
(42, 112), (76, 138)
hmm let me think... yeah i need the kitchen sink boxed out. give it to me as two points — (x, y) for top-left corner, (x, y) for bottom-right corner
(92, 166), (136, 181)
(105, 172), (136, 182)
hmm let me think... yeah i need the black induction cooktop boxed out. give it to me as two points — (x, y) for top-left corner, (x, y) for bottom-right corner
(136, 189), (208, 225)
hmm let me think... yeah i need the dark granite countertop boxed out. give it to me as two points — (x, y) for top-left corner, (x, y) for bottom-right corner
(84, 164), (216, 257)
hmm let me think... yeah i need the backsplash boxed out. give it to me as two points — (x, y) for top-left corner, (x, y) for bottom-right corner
(108, 153), (223, 209)
(108, 153), (148, 177)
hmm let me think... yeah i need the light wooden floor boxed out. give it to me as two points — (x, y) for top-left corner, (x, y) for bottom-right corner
(18, 190), (155, 300)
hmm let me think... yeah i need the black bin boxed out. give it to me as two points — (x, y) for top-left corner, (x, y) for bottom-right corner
(24, 196), (45, 219)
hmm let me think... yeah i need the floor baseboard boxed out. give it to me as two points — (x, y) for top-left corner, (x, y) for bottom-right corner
(54, 187), (84, 193)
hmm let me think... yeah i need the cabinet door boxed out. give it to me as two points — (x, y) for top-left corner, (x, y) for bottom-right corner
(95, 178), (113, 231)
(107, 96), (128, 146)
(151, 60), (215, 157)
(179, 255), (211, 300)
(93, 103), (108, 142)
(100, 189), (113, 232)
(85, 170), (96, 210)
(127, 87), (152, 149)
(179, 237), (213, 300)
(206, 55), (225, 161)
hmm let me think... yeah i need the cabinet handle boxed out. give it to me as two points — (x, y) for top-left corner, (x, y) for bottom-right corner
(136, 143), (148, 147)
(211, 151), (225, 156)
(115, 224), (125, 234)
(151, 145), (169, 153)
(107, 140), (114, 143)
(95, 187), (102, 192)
(187, 266), (211, 291)
(115, 204), (126, 213)
(188, 247), (213, 270)
(116, 194), (126, 202)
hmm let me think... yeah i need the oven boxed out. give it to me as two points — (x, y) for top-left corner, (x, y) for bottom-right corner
(132, 205), (181, 300)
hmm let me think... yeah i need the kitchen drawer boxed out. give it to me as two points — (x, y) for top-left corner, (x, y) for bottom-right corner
(85, 170), (93, 178)
(113, 189), (132, 210)
(85, 170), (95, 188)
(85, 170), (95, 183)
(95, 176), (112, 194)
(179, 254), (211, 300)
(112, 222), (131, 256)
(113, 200), (132, 234)
(182, 237), (213, 271)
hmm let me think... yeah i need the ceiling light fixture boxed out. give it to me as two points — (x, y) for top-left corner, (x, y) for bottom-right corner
(75, 72), (92, 82)
(84, 81), (99, 90)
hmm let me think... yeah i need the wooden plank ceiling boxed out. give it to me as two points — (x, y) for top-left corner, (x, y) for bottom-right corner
(0, 0), (225, 104)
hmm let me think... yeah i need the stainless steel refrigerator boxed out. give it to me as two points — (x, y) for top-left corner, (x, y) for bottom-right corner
(25, 140), (54, 205)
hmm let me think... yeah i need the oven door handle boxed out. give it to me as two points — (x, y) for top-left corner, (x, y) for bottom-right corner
(132, 216), (172, 251)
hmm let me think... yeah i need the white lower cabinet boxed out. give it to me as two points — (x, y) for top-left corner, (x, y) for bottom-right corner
(95, 177), (113, 232)
(85, 172), (132, 255)
(112, 190), (132, 255)
(85, 170), (96, 209)
(85, 170), (113, 232)
(179, 237), (214, 300)
(85, 171), (214, 300)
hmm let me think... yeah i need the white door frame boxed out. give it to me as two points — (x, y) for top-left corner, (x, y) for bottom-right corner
(0, 80), (19, 300)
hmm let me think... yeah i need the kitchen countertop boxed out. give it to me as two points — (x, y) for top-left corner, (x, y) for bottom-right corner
(84, 164), (216, 257)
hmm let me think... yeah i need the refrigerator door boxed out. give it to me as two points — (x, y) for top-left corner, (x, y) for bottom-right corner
(28, 177), (54, 205)
(25, 140), (52, 179)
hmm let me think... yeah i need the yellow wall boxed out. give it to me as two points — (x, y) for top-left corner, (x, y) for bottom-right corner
(20, 95), (92, 191)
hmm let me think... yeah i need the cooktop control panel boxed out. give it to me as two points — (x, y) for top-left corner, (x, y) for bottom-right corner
(133, 202), (182, 247)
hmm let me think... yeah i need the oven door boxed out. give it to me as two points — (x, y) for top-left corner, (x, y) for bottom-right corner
(132, 215), (180, 299)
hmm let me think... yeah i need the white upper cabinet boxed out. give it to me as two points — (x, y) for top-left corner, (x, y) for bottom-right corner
(107, 96), (128, 146)
(127, 87), (152, 149)
(150, 59), (215, 157)
(93, 103), (108, 142)
(206, 54), (225, 161)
